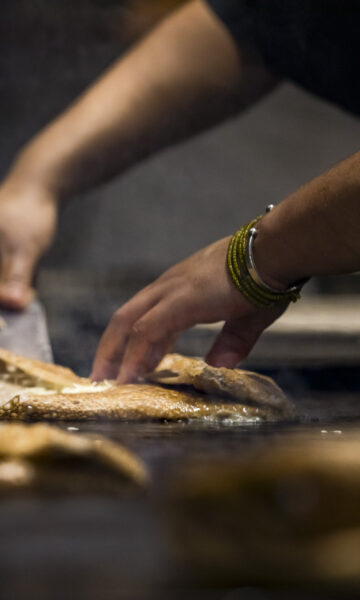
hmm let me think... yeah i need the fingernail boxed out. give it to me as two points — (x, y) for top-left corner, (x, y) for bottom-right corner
(90, 372), (101, 382)
(206, 354), (239, 368)
(206, 357), (222, 367)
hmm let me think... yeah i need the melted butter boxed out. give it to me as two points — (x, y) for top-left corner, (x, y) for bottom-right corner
(61, 381), (112, 394)
(0, 378), (113, 408)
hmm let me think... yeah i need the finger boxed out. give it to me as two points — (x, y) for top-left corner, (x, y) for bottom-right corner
(91, 284), (166, 381)
(117, 332), (175, 385)
(117, 290), (211, 383)
(205, 320), (261, 368)
(0, 248), (37, 310)
(116, 302), (180, 384)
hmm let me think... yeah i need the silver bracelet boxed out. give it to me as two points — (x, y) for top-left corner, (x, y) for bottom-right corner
(245, 204), (305, 296)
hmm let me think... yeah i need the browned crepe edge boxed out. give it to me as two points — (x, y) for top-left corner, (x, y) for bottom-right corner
(0, 348), (88, 389)
(150, 354), (293, 416)
(0, 384), (271, 422)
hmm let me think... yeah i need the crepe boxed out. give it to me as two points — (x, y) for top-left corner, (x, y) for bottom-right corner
(0, 422), (148, 492)
(0, 348), (87, 389)
(0, 349), (293, 423)
(165, 433), (360, 586)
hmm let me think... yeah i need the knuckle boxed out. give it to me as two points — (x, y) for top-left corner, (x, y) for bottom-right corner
(110, 308), (128, 329)
(130, 319), (149, 340)
(130, 319), (162, 344)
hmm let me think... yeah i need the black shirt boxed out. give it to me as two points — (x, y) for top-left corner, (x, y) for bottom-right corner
(206, 0), (360, 116)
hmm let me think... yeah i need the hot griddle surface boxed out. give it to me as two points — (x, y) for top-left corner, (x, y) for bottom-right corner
(1, 393), (360, 599)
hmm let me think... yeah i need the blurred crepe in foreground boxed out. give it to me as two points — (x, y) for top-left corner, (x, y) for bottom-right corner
(0, 423), (148, 492)
(165, 432), (360, 587)
(0, 349), (293, 423)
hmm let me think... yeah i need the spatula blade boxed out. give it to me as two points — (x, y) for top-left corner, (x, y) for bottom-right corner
(0, 299), (53, 362)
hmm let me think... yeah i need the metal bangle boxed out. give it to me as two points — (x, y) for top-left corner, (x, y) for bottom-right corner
(245, 204), (305, 296)
(245, 228), (302, 295)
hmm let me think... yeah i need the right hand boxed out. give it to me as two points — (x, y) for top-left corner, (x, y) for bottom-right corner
(0, 177), (58, 310)
(92, 236), (286, 383)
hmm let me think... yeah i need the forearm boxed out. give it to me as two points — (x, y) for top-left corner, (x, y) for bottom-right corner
(9, 0), (276, 199)
(254, 151), (360, 287)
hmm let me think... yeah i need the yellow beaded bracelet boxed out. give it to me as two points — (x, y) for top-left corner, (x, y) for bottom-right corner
(226, 205), (305, 308)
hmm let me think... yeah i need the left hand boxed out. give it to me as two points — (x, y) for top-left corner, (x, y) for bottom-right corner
(91, 236), (287, 383)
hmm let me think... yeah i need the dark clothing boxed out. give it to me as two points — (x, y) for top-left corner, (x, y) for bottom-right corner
(206, 0), (360, 116)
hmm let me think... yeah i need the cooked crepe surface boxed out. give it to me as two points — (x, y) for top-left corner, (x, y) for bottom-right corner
(0, 349), (293, 422)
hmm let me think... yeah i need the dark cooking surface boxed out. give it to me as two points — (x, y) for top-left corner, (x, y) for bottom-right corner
(1, 392), (360, 599)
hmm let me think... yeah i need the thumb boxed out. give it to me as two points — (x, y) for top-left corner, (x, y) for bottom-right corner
(0, 248), (36, 310)
(206, 320), (260, 368)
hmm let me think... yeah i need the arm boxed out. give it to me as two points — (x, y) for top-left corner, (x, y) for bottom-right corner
(0, 0), (276, 309)
(11, 0), (276, 197)
(254, 151), (360, 287)
(91, 151), (360, 383)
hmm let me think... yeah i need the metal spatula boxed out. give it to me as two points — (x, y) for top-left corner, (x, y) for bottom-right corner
(0, 299), (53, 362)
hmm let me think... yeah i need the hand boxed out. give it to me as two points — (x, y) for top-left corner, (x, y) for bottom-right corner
(91, 236), (287, 383)
(0, 177), (58, 310)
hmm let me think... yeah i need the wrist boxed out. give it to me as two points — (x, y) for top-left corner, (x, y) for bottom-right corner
(226, 208), (306, 308)
(252, 210), (307, 291)
(8, 148), (61, 202)
(3, 166), (60, 207)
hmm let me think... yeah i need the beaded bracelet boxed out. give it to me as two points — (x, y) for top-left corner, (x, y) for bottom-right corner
(226, 205), (305, 308)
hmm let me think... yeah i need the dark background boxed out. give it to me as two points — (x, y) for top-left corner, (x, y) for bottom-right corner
(1, 0), (360, 372)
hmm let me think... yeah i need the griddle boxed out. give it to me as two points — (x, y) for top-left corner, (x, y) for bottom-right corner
(1, 413), (360, 599)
